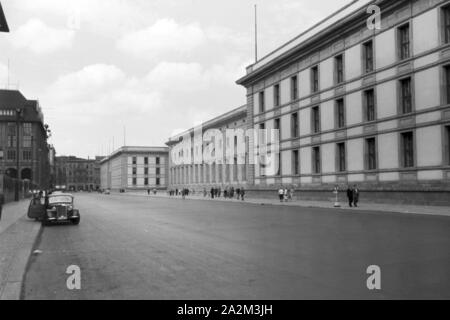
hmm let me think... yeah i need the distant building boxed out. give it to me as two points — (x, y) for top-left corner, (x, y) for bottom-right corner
(0, 89), (51, 189)
(166, 105), (251, 191)
(55, 156), (102, 191)
(236, 0), (450, 205)
(100, 146), (169, 191)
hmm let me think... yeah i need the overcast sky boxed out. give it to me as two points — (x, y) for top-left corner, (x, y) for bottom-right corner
(0, 0), (350, 158)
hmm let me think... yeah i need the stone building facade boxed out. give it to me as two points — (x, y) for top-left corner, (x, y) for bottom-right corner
(166, 105), (252, 192)
(100, 146), (169, 191)
(0, 89), (51, 189)
(55, 156), (102, 191)
(236, 0), (450, 205)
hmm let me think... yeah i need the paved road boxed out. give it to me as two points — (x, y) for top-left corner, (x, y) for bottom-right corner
(23, 194), (450, 299)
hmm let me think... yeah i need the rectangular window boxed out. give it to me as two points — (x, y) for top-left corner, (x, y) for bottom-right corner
(274, 118), (280, 131)
(401, 132), (414, 168)
(144, 178), (149, 186)
(156, 178), (161, 186)
(132, 157), (137, 165)
(366, 138), (377, 170)
(445, 65), (450, 104)
(446, 126), (450, 165)
(144, 167), (149, 175)
(400, 77), (412, 114)
(311, 66), (319, 93)
(363, 40), (374, 73)
(335, 54), (344, 84)
(336, 99), (345, 129)
(291, 76), (298, 101)
(291, 113), (299, 138)
(132, 167), (137, 175)
(443, 5), (450, 44)
(398, 23), (410, 60)
(274, 84), (280, 107)
(292, 150), (300, 175)
(313, 147), (321, 174)
(259, 123), (266, 145)
(365, 89), (375, 122)
(132, 178), (137, 186)
(23, 150), (32, 161)
(259, 91), (265, 113)
(7, 150), (15, 161)
(144, 157), (148, 165)
(156, 168), (161, 175)
(312, 106), (320, 133)
(337, 143), (346, 172)
(156, 157), (160, 165)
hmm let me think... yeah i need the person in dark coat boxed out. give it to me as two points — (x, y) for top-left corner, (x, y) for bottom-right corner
(346, 185), (354, 207)
(353, 185), (360, 207)
(240, 187), (245, 201)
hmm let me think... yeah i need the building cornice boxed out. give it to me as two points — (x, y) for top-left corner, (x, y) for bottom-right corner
(236, 0), (407, 87)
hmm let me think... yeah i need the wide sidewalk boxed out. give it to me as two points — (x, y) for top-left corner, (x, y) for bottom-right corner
(0, 200), (41, 300)
(125, 191), (450, 217)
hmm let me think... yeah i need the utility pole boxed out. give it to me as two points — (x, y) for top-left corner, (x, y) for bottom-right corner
(255, 4), (258, 63)
(15, 108), (23, 201)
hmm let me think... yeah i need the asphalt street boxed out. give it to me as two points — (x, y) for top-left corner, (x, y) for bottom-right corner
(23, 194), (450, 299)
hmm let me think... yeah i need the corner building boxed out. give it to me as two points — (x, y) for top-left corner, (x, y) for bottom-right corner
(237, 0), (450, 205)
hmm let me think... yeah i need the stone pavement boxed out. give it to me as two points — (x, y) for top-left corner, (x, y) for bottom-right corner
(123, 191), (450, 218)
(0, 200), (41, 300)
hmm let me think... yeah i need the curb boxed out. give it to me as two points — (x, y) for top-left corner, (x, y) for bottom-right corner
(0, 217), (42, 300)
(108, 192), (450, 218)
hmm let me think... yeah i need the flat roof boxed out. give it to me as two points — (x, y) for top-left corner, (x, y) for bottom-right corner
(166, 105), (247, 144)
(100, 146), (169, 164)
(237, 0), (378, 84)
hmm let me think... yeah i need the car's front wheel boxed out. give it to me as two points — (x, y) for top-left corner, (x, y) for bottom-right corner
(72, 216), (80, 225)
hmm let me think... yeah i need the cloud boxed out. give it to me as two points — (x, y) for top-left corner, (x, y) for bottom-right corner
(116, 19), (206, 59)
(10, 19), (74, 54)
(43, 64), (162, 119)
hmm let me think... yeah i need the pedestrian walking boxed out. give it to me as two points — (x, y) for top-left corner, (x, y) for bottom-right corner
(278, 188), (284, 202)
(284, 188), (288, 202)
(347, 185), (354, 207)
(236, 188), (241, 200)
(289, 187), (295, 201)
(240, 187), (245, 201)
(353, 185), (360, 207)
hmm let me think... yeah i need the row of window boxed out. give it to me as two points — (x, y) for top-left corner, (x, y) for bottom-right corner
(132, 156), (161, 165)
(171, 164), (245, 185)
(0, 149), (33, 161)
(270, 127), (450, 178)
(261, 67), (446, 138)
(131, 178), (161, 186)
(258, 4), (450, 114)
(131, 167), (162, 175)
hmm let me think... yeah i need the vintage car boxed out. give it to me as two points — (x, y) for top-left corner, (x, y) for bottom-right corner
(28, 193), (80, 226)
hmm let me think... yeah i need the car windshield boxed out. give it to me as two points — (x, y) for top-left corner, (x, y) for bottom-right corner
(48, 196), (73, 204)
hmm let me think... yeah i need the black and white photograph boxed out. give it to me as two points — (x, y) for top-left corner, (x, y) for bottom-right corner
(1, 0), (450, 307)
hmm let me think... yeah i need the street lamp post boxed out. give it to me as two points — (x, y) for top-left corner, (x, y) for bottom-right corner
(15, 108), (23, 201)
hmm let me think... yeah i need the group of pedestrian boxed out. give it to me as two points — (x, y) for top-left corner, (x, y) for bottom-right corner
(346, 185), (360, 207)
(278, 187), (295, 202)
(201, 186), (246, 201)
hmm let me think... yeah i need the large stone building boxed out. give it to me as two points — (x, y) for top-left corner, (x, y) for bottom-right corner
(235, 0), (450, 205)
(166, 105), (251, 191)
(100, 146), (169, 191)
(0, 89), (51, 189)
(55, 156), (102, 191)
